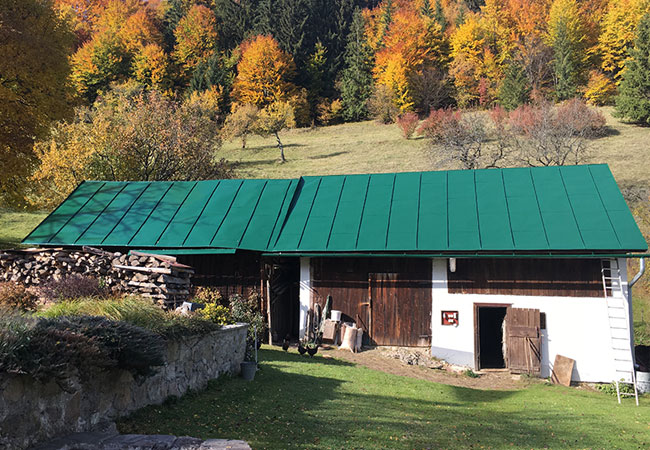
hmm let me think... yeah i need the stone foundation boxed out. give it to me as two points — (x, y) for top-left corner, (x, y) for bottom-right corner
(0, 324), (247, 450)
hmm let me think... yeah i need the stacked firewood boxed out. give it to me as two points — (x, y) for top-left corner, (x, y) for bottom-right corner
(0, 247), (194, 308)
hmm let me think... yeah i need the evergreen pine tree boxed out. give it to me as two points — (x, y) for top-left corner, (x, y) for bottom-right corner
(455, 5), (467, 27)
(341, 8), (374, 121)
(615, 14), (650, 124)
(434, 0), (447, 30)
(377, 0), (394, 48)
(497, 62), (531, 110)
(189, 52), (235, 113)
(421, 0), (433, 19)
(552, 20), (578, 101)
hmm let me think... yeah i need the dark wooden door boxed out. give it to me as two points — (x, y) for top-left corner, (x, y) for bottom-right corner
(505, 308), (541, 375)
(370, 273), (431, 347)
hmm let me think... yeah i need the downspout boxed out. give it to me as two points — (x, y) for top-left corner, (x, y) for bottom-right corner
(628, 258), (646, 370)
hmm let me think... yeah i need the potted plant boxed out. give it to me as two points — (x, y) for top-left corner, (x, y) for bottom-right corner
(306, 342), (319, 357)
(241, 337), (257, 381)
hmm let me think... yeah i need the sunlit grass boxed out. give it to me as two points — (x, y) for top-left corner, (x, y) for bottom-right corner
(119, 346), (649, 450)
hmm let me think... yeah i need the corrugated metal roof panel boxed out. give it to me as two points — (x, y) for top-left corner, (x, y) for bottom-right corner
(22, 164), (648, 253)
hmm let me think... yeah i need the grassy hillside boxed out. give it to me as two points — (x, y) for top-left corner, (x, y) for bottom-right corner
(0, 209), (47, 249)
(222, 107), (650, 190)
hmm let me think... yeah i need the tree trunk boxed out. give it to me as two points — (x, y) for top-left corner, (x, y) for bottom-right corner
(241, 135), (247, 149)
(275, 131), (286, 163)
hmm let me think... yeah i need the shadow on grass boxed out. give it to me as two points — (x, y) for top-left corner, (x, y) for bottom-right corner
(117, 348), (635, 449)
(246, 143), (306, 152)
(307, 151), (349, 160)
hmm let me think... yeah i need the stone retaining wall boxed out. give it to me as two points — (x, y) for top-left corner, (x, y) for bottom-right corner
(0, 324), (247, 450)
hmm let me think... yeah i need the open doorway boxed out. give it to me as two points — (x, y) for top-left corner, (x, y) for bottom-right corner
(476, 305), (508, 369)
(267, 258), (300, 342)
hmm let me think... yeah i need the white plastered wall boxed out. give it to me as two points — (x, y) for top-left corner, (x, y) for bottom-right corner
(430, 258), (632, 383)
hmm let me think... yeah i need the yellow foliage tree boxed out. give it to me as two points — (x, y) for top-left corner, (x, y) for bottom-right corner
(69, 0), (163, 101)
(132, 44), (171, 90)
(173, 4), (218, 81)
(598, 0), (650, 84)
(231, 35), (299, 108)
(0, 0), (74, 206)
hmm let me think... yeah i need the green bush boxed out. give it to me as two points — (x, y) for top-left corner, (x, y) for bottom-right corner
(596, 380), (636, 397)
(0, 282), (38, 311)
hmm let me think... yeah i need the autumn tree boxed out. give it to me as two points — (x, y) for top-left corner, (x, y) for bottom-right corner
(33, 82), (233, 207)
(373, 7), (448, 113)
(222, 104), (260, 148)
(253, 101), (296, 163)
(69, 0), (164, 101)
(598, 0), (650, 85)
(340, 8), (374, 121)
(547, 0), (588, 100)
(615, 14), (650, 124)
(54, 0), (109, 44)
(0, 0), (74, 206)
(173, 4), (218, 82)
(231, 35), (302, 109)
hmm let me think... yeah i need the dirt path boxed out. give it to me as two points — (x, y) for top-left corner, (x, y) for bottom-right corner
(319, 346), (530, 390)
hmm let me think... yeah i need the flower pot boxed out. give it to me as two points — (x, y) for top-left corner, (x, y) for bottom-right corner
(298, 344), (307, 355)
(241, 361), (257, 381)
(307, 346), (318, 357)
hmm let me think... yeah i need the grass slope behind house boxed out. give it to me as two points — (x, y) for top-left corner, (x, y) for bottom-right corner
(0, 209), (47, 249)
(119, 347), (649, 450)
(222, 107), (650, 190)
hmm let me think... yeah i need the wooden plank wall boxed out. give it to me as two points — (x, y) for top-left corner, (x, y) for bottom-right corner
(312, 258), (432, 346)
(177, 252), (261, 298)
(448, 258), (603, 297)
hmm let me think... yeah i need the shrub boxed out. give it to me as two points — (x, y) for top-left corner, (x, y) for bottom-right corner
(367, 85), (399, 124)
(192, 287), (225, 306)
(596, 380), (636, 397)
(396, 112), (419, 139)
(41, 296), (219, 338)
(198, 303), (233, 325)
(509, 99), (606, 166)
(463, 369), (480, 378)
(41, 274), (109, 301)
(0, 282), (38, 311)
(584, 70), (616, 106)
(419, 108), (512, 170)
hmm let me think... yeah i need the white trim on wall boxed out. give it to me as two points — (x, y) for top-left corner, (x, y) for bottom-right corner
(299, 257), (311, 339)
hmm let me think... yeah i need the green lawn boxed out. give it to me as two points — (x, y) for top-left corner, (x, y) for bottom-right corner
(0, 208), (47, 249)
(119, 347), (649, 450)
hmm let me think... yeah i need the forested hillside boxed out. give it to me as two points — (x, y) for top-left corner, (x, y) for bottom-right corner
(2, 0), (650, 209)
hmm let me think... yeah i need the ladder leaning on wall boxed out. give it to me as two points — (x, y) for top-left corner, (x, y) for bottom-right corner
(601, 259), (639, 406)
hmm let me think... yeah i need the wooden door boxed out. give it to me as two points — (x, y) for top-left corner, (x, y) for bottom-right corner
(370, 273), (431, 347)
(505, 308), (541, 375)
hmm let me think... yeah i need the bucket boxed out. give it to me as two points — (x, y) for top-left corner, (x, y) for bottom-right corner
(331, 310), (342, 322)
(241, 361), (257, 381)
(637, 371), (650, 394)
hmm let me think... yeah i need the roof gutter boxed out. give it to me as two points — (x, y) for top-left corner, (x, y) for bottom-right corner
(264, 252), (650, 259)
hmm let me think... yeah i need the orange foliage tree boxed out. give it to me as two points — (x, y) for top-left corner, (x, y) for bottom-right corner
(373, 7), (448, 113)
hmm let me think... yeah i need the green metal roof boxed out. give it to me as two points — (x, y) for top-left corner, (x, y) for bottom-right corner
(22, 165), (648, 254)
(23, 179), (298, 251)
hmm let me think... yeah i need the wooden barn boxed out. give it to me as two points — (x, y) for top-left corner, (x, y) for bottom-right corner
(23, 164), (648, 383)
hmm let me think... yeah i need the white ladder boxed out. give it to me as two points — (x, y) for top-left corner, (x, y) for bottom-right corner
(601, 259), (639, 406)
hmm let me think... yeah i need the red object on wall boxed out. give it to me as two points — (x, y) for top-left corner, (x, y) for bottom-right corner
(442, 311), (458, 326)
